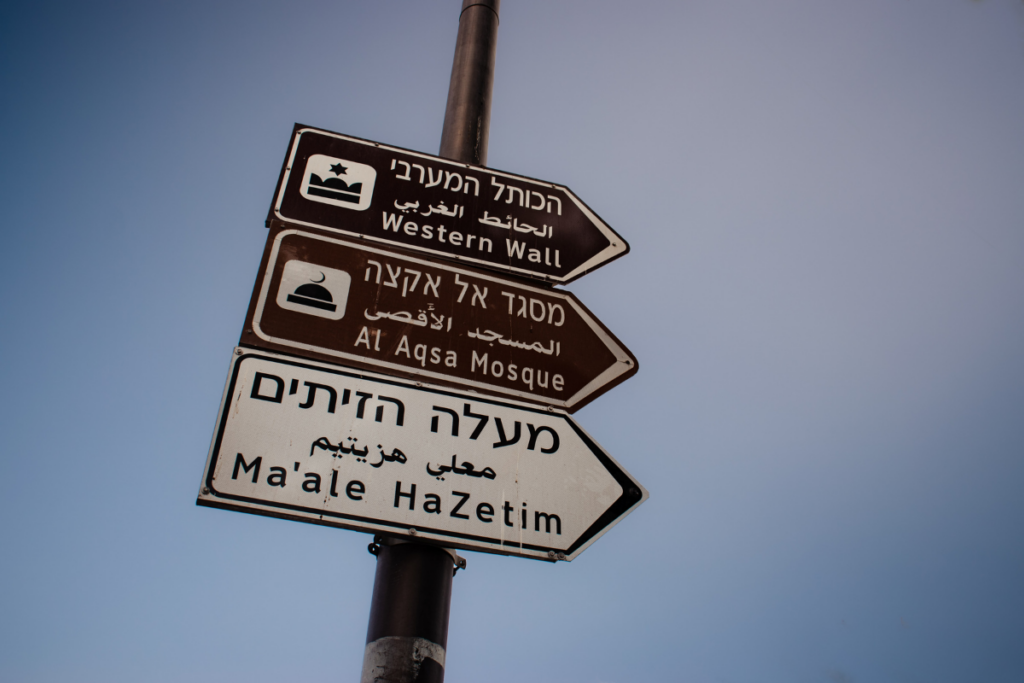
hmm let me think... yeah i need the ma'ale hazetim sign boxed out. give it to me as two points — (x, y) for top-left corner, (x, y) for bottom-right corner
(266, 125), (628, 284)
(197, 349), (647, 562)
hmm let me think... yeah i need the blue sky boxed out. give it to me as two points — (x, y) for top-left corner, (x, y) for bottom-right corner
(2, 1), (1023, 681)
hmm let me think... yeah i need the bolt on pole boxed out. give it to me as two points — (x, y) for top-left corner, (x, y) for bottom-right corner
(360, 2), (499, 683)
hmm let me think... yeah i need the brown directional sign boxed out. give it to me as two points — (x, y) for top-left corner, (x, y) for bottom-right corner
(241, 226), (638, 412)
(265, 124), (629, 284)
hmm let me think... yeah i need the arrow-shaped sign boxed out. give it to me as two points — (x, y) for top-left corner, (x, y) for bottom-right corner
(266, 125), (628, 284)
(198, 349), (647, 561)
(241, 226), (638, 412)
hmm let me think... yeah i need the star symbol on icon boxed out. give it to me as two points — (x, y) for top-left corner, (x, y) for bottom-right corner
(329, 163), (348, 176)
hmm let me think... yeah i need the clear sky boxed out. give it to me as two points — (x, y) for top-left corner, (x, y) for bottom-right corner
(2, 1), (1023, 681)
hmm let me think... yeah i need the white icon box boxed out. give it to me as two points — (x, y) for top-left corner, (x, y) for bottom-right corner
(276, 260), (352, 321)
(300, 155), (376, 211)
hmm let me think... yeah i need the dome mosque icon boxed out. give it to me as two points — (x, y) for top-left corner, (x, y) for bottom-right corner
(276, 259), (351, 321)
(286, 275), (338, 312)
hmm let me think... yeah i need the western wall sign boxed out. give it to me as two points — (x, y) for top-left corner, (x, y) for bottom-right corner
(266, 125), (628, 284)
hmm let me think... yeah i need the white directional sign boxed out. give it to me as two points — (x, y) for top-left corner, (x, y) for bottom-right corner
(197, 348), (647, 561)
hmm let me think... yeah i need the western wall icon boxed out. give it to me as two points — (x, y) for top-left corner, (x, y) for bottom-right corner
(300, 154), (377, 211)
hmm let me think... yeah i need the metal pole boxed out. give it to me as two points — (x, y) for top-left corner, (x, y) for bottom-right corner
(439, 0), (500, 165)
(360, 538), (463, 683)
(361, 2), (498, 682)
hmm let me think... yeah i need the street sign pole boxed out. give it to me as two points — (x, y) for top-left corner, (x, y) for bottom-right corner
(362, 2), (499, 682)
(439, 0), (499, 167)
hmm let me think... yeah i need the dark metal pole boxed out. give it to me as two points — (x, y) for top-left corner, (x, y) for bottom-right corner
(439, 0), (500, 165)
(361, 538), (462, 683)
(361, 2), (498, 682)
